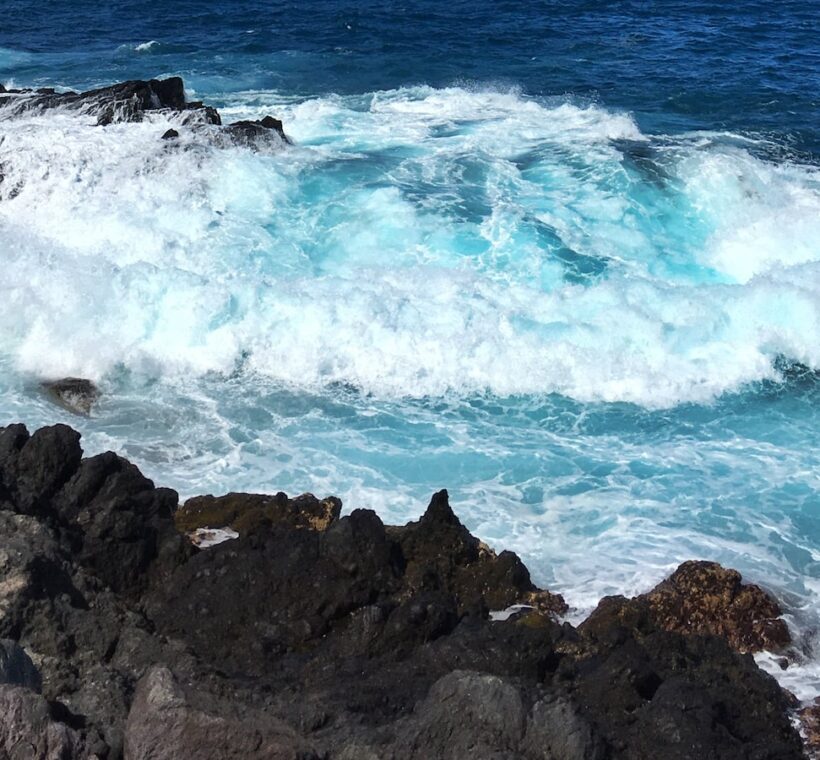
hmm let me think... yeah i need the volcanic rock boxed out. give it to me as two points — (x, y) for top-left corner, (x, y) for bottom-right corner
(0, 684), (88, 758)
(175, 490), (341, 534)
(0, 77), (188, 123)
(581, 560), (791, 654)
(0, 422), (810, 759)
(641, 560), (791, 652)
(800, 699), (820, 759)
(225, 115), (291, 146)
(0, 638), (42, 691)
(124, 666), (314, 760)
(42, 377), (100, 416)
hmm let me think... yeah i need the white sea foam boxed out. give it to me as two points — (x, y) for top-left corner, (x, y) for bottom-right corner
(0, 86), (818, 407)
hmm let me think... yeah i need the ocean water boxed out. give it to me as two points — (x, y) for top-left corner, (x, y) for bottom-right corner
(1, 0), (819, 694)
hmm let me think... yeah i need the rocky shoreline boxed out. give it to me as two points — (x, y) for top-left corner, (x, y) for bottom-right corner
(0, 422), (814, 758)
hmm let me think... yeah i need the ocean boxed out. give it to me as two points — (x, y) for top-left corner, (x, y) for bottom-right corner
(1, 0), (818, 695)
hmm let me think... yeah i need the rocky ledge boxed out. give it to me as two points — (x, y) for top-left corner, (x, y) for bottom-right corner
(0, 76), (289, 146)
(0, 423), (812, 759)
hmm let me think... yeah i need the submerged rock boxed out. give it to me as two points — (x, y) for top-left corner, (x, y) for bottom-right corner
(42, 377), (100, 416)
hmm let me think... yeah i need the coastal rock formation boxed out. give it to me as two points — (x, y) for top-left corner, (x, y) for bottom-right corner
(0, 76), (289, 148)
(0, 639), (42, 691)
(0, 423), (808, 759)
(640, 560), (791, 652)
(581, 560), (790, 654)
(0, 77), (191, 123)
(175, 490), (342, 534)
(224, 115), (291, 145)
(42, 378), (100, 416)
(800, 700), (820, 759)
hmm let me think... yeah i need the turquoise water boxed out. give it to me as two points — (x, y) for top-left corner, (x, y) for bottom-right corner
(1, 0), (818, 693)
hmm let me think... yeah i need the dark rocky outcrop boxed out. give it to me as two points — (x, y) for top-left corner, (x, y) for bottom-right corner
(0, 76), (288, 147)
(175, 490), (342, 534)
(224, 115), (291, 146)
(42, 377), (100, 416)
(800, 699), (820, 759)
(0, 638), (42, 691)
(0, 423), (810, 759)
(581, 560), (791, 654)
(0, 684), (92, 758)
(0, 77), (189, 123)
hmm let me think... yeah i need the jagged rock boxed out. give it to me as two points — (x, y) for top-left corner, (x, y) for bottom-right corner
(0, 638), (42, 691)
(175, 491), (341, 535)
(0, 684), (87, 758)
(0, 423), (82, 516)
(390, 489), (567, 616)
(0, 510), (78, 643)
(225, 115), (290, 146)
(640, 560), (790, 653)
(800, 699), (820, 759)
(0, 77), (188, 123)
(55, 451), (190, 595)
(395, 670), (527, 758)
(146, 508), (403, 670)
(0, 77), (290, 166)
(0, 423), (810, 759)
(42, 378), (100, 416)
(582, 561), (790, 654)
(124, 667), (314, 760)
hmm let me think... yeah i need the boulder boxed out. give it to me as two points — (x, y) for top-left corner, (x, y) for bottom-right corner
(395, 670), (526, 759)
(0, 684), (87, 759)
(642, 560), (790, 653)
(0, 638), (42, 691)
(124, 667), (314, 760)
(225, 115), (290, 146)
(581, 561), (790, 654)
(42, 378), (100, 416)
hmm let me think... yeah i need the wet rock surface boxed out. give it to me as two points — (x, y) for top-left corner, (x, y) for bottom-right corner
(42, 378), (100, 416)
(0, 76), (289, 149)
(0, 422), (809, 759)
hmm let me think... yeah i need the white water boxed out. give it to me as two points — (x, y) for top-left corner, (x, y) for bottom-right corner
(1, 84), (819, 697)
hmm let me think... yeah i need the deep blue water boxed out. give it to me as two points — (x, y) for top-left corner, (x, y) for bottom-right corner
(4, 0), (819, 155)
(1, 0), (819, 694)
